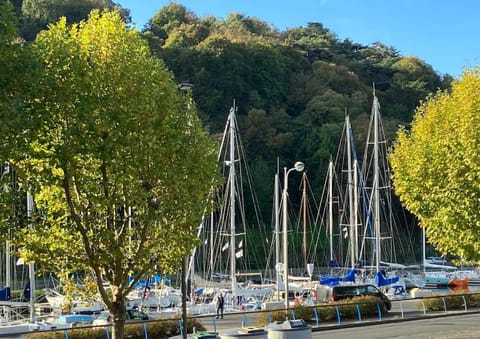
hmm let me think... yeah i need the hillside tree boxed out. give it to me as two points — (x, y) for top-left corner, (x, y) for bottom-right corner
(19, 0), (130, 41)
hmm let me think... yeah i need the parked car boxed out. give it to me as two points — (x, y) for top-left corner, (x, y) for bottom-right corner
(316, 284), (391, 311)
(93, 309), (149, 326)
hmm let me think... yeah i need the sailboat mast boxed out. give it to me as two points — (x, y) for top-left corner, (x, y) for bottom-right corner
(3, 163), (11, 290)
(210, 210), (214, 274)
(282, 167), (289, 309)
(5, 241), (10, 289)
(229, 103), (237, 298)
(373, 95), (381, 272)
(274, 173), (280, 300)
(353, 159), (359, 263)
(346, 116), (355, 269)
(27, 192), (36, 323)
(422, 227), (426, 274)
(302, 173), (307, 271)
(328, 160), (334, 265)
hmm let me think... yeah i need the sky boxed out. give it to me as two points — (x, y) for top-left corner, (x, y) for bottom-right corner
(116, 0), (480, 78)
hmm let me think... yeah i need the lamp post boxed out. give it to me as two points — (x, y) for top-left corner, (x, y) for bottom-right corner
(178, 82), (193, 339)
(282, 161), (304, 310)
(307, 263), (314, 300)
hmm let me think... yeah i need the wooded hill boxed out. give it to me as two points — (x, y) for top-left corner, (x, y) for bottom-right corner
(9, 1), (452, 264)
(140, 3), (452, 225)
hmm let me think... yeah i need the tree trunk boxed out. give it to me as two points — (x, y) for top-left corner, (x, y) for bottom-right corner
(112, 316), (126, 339)
(110, 286), (127, 339)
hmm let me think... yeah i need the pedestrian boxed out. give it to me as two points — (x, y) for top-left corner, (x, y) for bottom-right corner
(216, 293), (224, 319)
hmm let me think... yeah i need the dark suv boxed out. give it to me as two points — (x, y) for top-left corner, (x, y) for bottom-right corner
(317, 284), (391, 311)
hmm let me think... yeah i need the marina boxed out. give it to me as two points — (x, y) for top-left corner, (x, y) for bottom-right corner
(0, 87), (477, 339)
(2, 286), (480, 337)
(0, 94), (478, 335)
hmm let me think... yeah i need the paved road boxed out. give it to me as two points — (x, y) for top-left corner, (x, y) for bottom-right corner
(199, 313), (480, 339)
(197, 299), (424, 332)
(196, 302), (480, 339)
(311, 313), (480, 338)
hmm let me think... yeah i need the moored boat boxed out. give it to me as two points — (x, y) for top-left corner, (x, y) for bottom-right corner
(448, 276), (468, 288)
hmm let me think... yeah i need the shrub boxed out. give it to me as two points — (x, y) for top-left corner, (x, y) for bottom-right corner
(314, 304), (337, 321)
(465, 292), (480, 307)
(292, 304), (314, 321)
(255, 296), (386, 327)
(322, 296), (387, 319)
(25, 318), (206, 339)
(256, 310), (287, 327)
(422, 291), (480, 311)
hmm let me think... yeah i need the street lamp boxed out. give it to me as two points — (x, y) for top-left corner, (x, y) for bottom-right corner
(178, 82), (193, 339)
(282, 161), (304, 310)
(178, 82), (194, 91)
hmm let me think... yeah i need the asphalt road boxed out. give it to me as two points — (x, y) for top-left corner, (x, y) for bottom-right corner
(196, 302), (480, 339)
(311, 313), (480, 338)
(199, 313), (480, 339)
(197, 299), (425, 332)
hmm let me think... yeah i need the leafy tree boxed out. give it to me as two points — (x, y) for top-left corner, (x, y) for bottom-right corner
(283, 23), (337, 50)
(164, 21), (210, 48)
(382, 56), (442, 121)
(0, 0), (27, 233)
(224, 12), (279, 39)
(9, 0), (22, 15)
(297, 89), (350, 127)
(0, 0), (17, 40)
(146, 2), (197, 39)
(19, 0), (129, 41)
(390, 68), (480, 261)
(0, 0), (38, 162)
(0, 1), (18, 95)
(0, 10), (218, 339)
(297, 122), (343, 176)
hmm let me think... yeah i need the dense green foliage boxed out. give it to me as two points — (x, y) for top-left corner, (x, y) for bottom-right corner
(422, 291), (480, 311)
(3, 1), (459, 267)
(138, 3), (453, 264)
(0, 0), (39, 234)
(390, 68), (480, 261)
(17, 0), (130, 41)
(140, 3), (452, 226)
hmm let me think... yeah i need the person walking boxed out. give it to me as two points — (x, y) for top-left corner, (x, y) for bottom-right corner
(216, 293), (225, 319)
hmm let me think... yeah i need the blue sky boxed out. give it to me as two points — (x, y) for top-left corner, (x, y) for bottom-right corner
(116, 0), (479, 78)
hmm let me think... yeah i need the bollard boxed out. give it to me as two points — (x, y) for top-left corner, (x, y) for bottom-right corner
(355, 304), (362, 323)
(313, 307), (319, 328)
(335, 306), (341, 325)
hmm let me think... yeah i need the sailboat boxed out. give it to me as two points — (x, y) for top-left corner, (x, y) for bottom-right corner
(0, 188), (63, 334)
(188, 102), (273, 314)
(356, 91), (414, 294)
(361, 90), (440, 297)
(319, 115), (360, 285)
(319, 91), (420, 295)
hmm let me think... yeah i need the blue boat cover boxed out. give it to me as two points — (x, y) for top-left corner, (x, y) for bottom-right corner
(320, 269), (356, 286)
(23, 281), (30, 299)
(375, 271), (399, 287)
(0, 287), (11, 301)
(130, 275), (171, 287)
